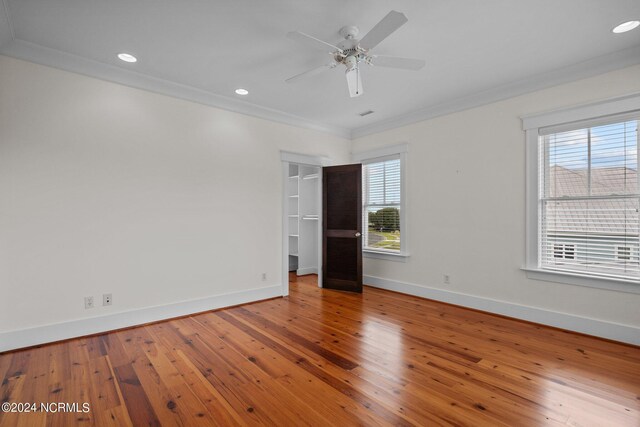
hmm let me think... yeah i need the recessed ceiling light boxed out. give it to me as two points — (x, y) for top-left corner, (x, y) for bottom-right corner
(612, 20), (640, 34)
(117, 53), (137, 63)
(235, 88), (249, 95)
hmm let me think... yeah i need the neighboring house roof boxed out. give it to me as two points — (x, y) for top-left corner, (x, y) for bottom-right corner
(546, 166), (639, 236)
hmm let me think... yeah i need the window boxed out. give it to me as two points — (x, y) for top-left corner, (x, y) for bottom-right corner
(363, 157), (401, 251)
(353, 144), (408, 260)
(539, 118), (638, 280)
(523, 94), (640, 290)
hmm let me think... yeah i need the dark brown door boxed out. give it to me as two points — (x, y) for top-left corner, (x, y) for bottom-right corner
(322, 164), (362, 292)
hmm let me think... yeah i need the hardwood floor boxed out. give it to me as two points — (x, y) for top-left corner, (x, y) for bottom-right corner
(1, 274), (639, 426)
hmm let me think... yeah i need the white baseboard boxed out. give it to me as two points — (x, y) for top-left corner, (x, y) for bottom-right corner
(0, 285), (282, 353)
(364, 275), (640, 346)
(297, 267), (318, 276)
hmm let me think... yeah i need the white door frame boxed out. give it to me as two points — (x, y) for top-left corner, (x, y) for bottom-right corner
(280, 151), (333, 296)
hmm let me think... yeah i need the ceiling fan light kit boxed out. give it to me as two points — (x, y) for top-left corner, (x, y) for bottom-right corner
(286, 10), (425, 98)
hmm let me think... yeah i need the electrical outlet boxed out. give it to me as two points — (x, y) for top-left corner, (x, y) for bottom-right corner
(443, 275), (450, 285)
(261, 273), (267, 281)
(103, 293), (112, 306)
(84, 296), (94, 309)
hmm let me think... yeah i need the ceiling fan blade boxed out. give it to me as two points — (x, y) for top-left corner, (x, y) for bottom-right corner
(345, 66), (363, 97)
(286, 31), (343, 54)
(359, 11), (408, 51)
(285, 63), (335, 84)
(370, 55), (425, 70)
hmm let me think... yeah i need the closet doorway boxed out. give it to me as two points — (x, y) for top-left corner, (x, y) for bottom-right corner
(281, 152), (329, 296)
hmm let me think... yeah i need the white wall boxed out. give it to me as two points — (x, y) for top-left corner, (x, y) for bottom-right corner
(0, 55), (350, 345)
(2, 53), (639, 350)
(352, 65), (640, 339)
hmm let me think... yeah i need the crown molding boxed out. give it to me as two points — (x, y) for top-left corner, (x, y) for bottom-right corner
(0, 0), (14, 48)
(350, 45), (640, 140)
(2, 4), (639, 142)
(0, 38), (351, 139)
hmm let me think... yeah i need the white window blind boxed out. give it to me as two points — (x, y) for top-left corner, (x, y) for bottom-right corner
(363, 156), (401, 252)
(539, 117), (639, 281)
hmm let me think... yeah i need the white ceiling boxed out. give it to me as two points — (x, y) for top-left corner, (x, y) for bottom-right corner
(1, 0), (639, 138)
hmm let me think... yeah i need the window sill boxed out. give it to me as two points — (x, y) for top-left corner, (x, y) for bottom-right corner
(522, 267), (640, 294)
(363, 250), (410, 262)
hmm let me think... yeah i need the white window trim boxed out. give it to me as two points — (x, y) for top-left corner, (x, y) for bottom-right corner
(352, 143), (409, 262)
(521, 93), (640, 293)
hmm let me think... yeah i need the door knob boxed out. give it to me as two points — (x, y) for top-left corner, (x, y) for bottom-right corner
(355, 232), (361, 237)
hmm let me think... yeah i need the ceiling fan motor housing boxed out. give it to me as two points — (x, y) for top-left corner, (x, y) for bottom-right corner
(339, 25), (359, 40)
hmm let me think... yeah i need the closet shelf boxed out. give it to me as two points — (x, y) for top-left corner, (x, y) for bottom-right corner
(288, 164), (320, 276)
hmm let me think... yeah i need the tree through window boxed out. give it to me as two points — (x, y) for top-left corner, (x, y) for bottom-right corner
(363, 157), (401, 252)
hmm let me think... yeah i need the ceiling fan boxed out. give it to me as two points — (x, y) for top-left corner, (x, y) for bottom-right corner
(285, 10), (425, 98)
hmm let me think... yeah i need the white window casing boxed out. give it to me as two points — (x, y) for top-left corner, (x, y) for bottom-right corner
(352, 143), (409, 261)
(522, 93), (640, 293)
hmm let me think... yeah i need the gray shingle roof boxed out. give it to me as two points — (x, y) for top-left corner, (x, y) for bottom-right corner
(545, 166), (638, 235)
